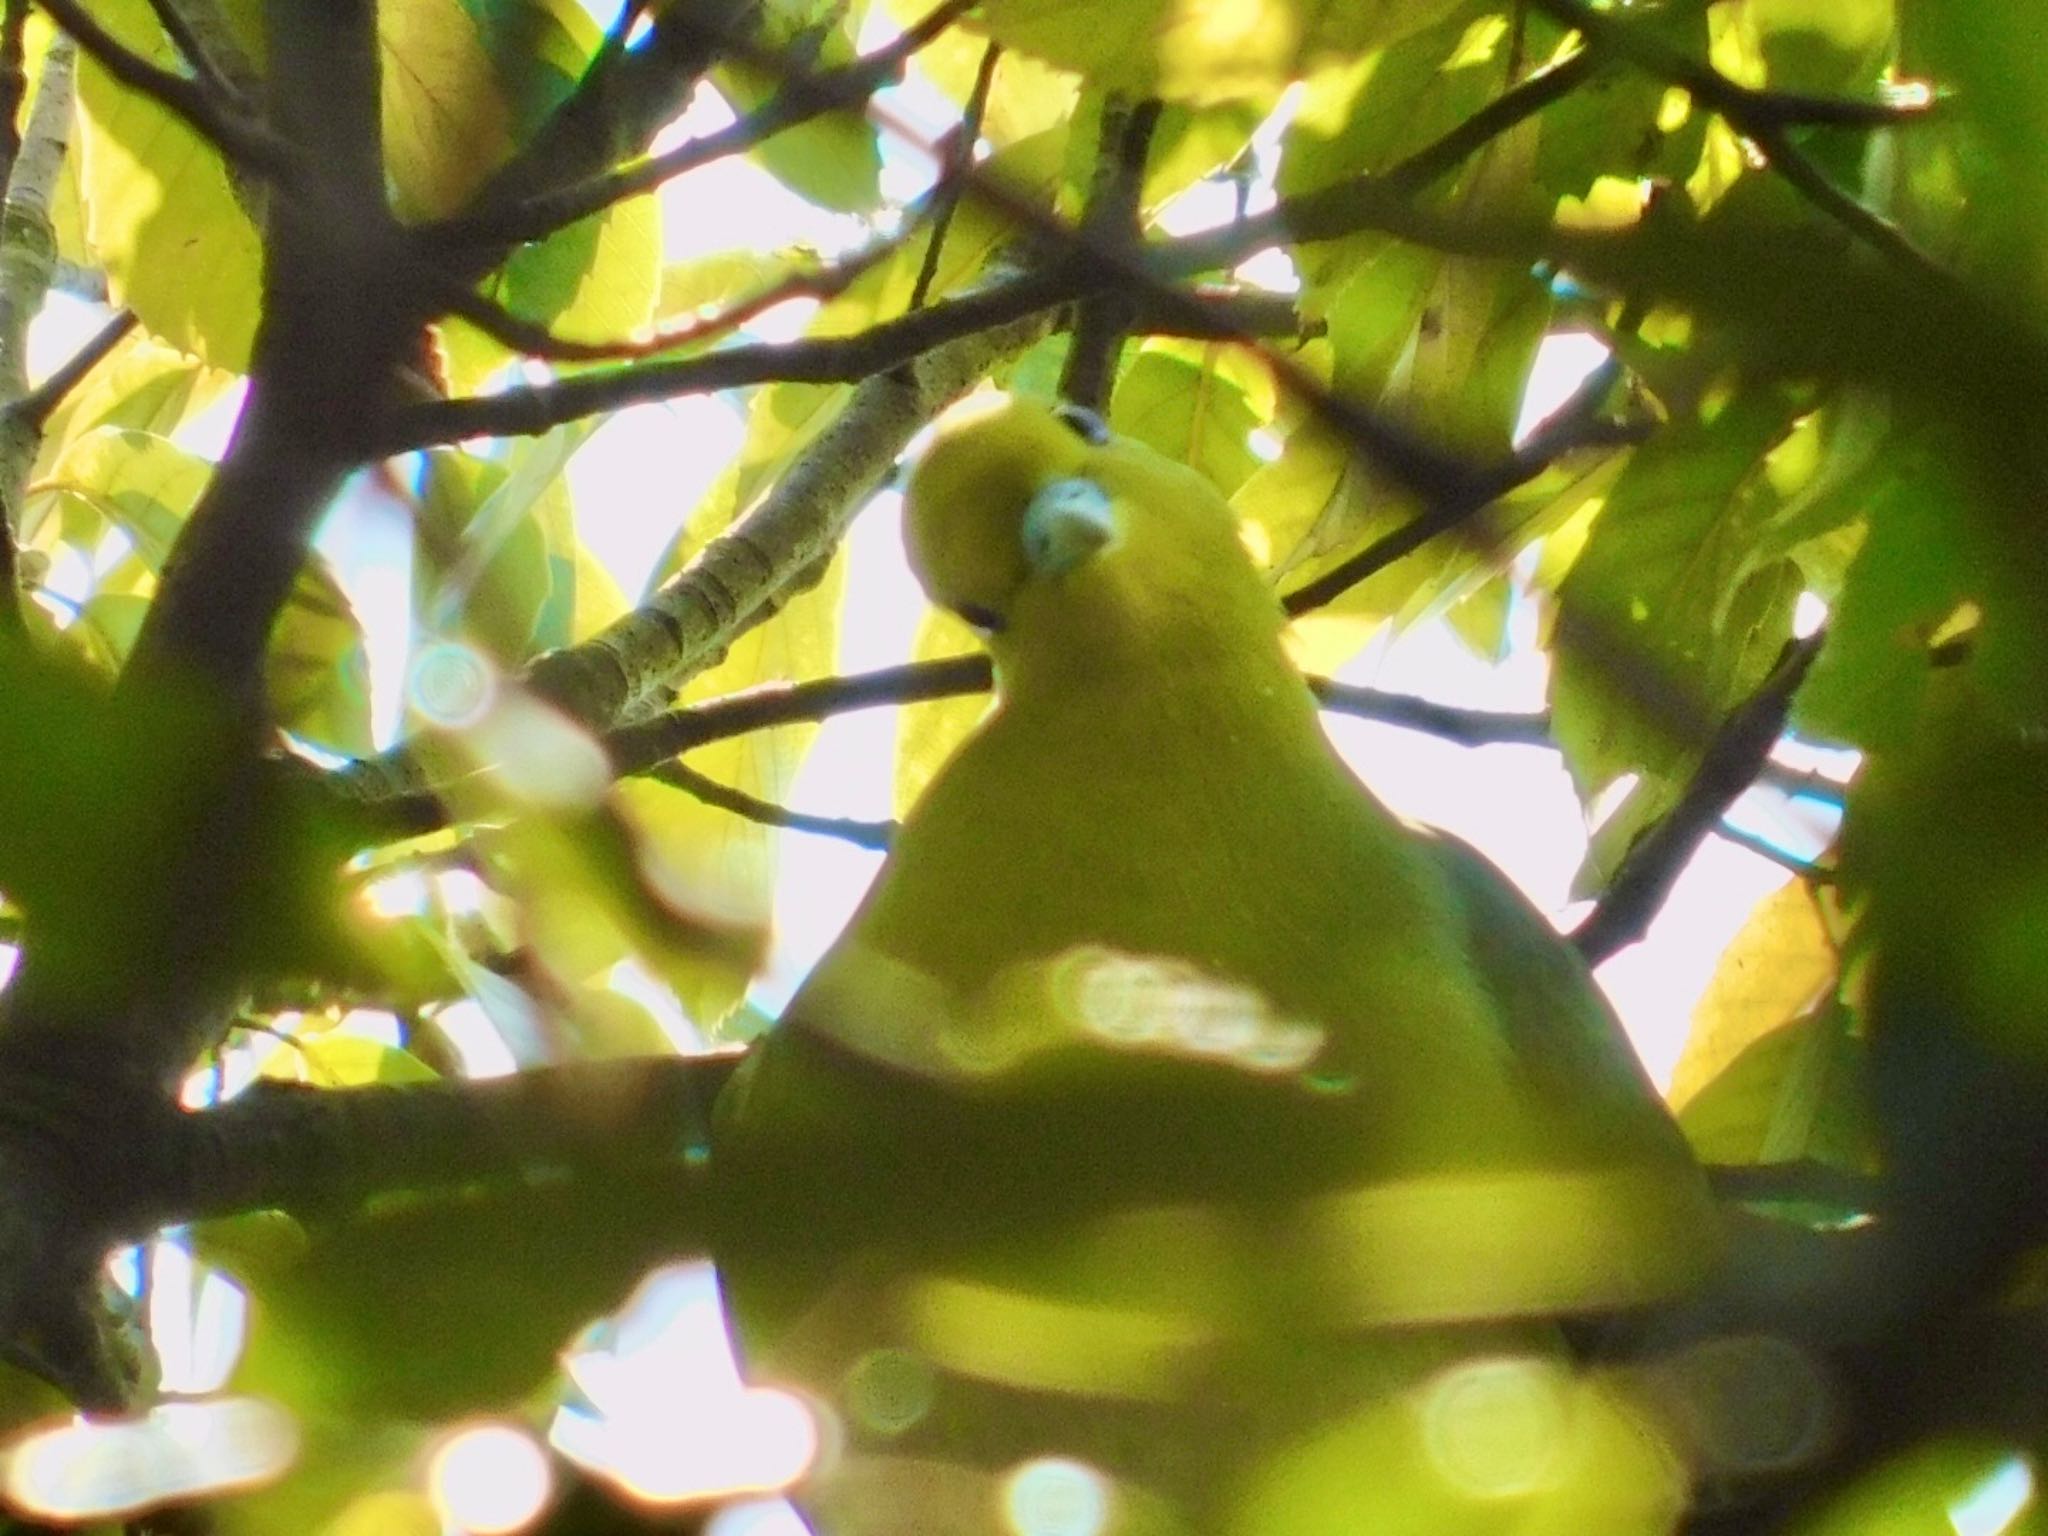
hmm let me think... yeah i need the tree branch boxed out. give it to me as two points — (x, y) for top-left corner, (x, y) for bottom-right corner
(0, 0), (29, 189)
(144, 0), (252, 109)
(1746, 119), (1951, 287)
(906, 43), (996, 313)
(1058, 96), (1162, 412)
(430, 0), (977, 251)
(1526, 0), (1937, 133)
(1573, 631), (1825, 964)
(10, 309), (136, 432)
(0, 30), (75, 643)
(380, 263), (1080, 453)
(446, 0), (757, 279)
(153, 1054), (743, 1226)
(1279, 361), (1643, 616)
(431, 223), (915, 365)
(1380, 43), (1604, 196)
(351, 654), (1585, 843)
(653, 760), (896, 850)
(33, 0), (300, 184)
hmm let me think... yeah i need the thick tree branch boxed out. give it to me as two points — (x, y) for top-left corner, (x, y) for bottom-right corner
(1573, 631), (1825, 964)
(343, 301), (1060, 807)
(1060, 96), (1162, 413)
(153, 1055), (743, 1226)
(517, 306), (1057, 729)
(448, 0), (758, 278)
(0, 31), (75, 643)
(0, 0), (28, 186)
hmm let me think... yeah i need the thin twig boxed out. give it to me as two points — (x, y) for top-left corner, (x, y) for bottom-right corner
(439, 228), (914, 364)
(1526, 0), (1937, 132)
(429, 0), (978, 250)
(1381, 44), (1603, 195)
(1747, 120), (1950, 287)
(1157, 46), (1608, 282)
(144, 0), (242, 108)
(607, 654), (992, 777)
(381, 264), (1079, 453)
(1310, 678), (1553, 746)
(33, 0), (300, 184)
(653, 759), (896, 850)
(907, 40), (998, 314)
(12, 309), (137, 430)
(1713, 820), (1833, 881)
(360, 656), (1575, 841)
(1279, 362), (1643, 616)
(1573, 630), (1826, 964)
(1758, 760), (1848, 808)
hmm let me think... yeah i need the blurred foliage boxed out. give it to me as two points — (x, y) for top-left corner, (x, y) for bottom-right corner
(3, 0), (2048, 1530)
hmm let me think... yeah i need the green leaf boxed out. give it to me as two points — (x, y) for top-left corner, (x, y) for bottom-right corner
(1109, 340), (1271, 499)
(1670, 881), (1841, 1109)
(27, 428), (371, 750)
(714, 0), (884, 213)
(381, 0), (518, 221)
(1677, 1000), (1876, 1172)
(453, 0), (601, 140)
(1794, 431), (1983, 751)
(215, 1170), (702, 1421)
(1550, 390), (1806, 800)
(974, 0), (1474, 104)
(417, 428), (593, 663)
(76, 1), (264, 369)
(31, 331), (237, 479)
(1740, 0), (1893, 97)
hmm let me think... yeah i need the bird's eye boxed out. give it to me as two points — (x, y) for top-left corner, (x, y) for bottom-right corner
(1050, 402), (1112, 445)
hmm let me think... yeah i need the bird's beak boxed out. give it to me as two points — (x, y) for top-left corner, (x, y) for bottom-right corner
(1021, 478), (1116, 577)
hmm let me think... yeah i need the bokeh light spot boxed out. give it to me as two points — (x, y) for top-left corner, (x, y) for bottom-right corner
(1652, 1333), (1831, 1477)
(2, 1398), (298, 1522)
(843, 1349), (937, 1437)
(1004, 1457), (1111, 1536)
(1003, 1458), (1114, 1531)
(408, 641), (496, 727)
(428, 1422), (553, 1534)
(1949, 1454), (2035, 1536)
(1421, 1356), (1570, 1498)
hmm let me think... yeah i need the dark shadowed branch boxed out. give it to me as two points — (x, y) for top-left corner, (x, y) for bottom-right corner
(1279, 362), (1645, 616)
(1573, 631), (1826, 964)
(430, 0), (979, 250)
(654, 760), (897, 851)
(1060, 96), (1164, 413)
(156, 1054), (744, 1225)
(34, 0), (300, 183)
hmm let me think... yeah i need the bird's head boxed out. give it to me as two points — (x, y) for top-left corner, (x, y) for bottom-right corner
(902, 393), (1281, 675)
